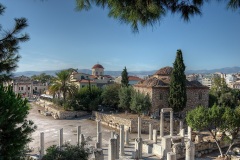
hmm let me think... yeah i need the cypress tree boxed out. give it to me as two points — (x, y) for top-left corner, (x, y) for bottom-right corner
(168, 49), (187, 113)
(121, 66), (129, 87)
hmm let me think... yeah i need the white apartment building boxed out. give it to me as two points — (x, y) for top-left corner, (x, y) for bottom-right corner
(225, 74), (237, 84)
(5, 75), (48, 98)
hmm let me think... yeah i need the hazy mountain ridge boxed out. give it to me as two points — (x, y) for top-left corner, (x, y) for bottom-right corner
(14, 66), (240, 77)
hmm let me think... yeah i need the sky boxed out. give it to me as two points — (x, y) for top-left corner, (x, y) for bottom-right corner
(1, 0), (240, 72)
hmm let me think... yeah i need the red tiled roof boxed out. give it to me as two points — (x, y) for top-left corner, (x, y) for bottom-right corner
(135, 76), (208, 88)
(128, 76), (142, 81)
(154, 66), (173, 76)
(78, 79), (95, 83)
(92, 64), (104, 69)
(104, 75), (113, 79)
(89, 75), (98, 79)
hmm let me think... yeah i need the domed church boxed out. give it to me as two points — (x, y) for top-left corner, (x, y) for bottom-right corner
(92, 64), (104, 76)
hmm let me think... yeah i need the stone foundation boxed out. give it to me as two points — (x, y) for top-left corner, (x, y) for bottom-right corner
(35, 100), (89, 119)
(92, 111), (181, 133)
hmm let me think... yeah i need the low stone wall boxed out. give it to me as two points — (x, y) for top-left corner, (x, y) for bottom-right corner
(35, 100), (89, 119)
(92, 111), (181, 134)
(92, 111), (132, 131)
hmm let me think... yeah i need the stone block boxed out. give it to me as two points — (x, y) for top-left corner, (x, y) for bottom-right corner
(143, 143), (152, 154)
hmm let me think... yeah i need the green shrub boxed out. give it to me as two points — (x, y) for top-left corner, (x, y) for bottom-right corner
(42, 143), (89, 160)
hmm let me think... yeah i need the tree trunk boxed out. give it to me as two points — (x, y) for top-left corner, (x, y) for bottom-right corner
(209, 130), (223, 157)
(225, 142), (234, 155)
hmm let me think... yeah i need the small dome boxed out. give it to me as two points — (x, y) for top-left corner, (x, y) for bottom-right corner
(92, 64), (104, 69)
(154, 66), (173, 76)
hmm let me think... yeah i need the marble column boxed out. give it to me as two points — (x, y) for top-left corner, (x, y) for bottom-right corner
(95, 142), (100, 148)
(186, 139), (195, 160)
(39, 132), (44, 159)
(77, 126), (81, 145)
(111, 131), (115, 138)
(170, 111), (173, 136)
(179, 120), (183, 132)
(149, 123), (153, 140)
(188, 126), (192, 141)
(135, 138), (142, 159)
(114, 134), (119, 159)
(119, 125), (124, 156)
(167, 152), (176, 160)
(180, 129), (185, 137)
(160, 112), (164, 137)
(80, 133), (85, 145)
(97, 120), (101, 133)
(138, 117), (141, 138)
(108, 138), (116, 160)
(59, 128), (63, 148)
(97, 132), (102, 148)
(153, 129), (157, 144)
(125, 129), (129, 145)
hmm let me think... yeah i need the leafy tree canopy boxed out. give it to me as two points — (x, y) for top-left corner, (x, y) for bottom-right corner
(118, 86), (133, 111)
(74, 85), (102, 111)
(76, 0), (240, 32)
(130, 90), (151, 115)
(209, 76), (240, 108)
(101, 83), (121, 108)
(0, 3), (29, 82)
(42, 143), (89, 160)
(31, 73), (54, 83)
(186, 105), (240, 157)
(0, 85), (37, 159)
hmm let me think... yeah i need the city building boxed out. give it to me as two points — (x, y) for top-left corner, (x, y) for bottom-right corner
(4, 75), (48, 98)
(114, 75), (143, 85)
(70, 64), (113, 88)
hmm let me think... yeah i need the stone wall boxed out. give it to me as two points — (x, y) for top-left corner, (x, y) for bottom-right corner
(92, 111), (132, 131)
(134, 86), (209, 114)
(35, 100), (88, 119)
(151, 88), (169, 113)
(185, 88), (209, 111)
(92, 111), (179, 133)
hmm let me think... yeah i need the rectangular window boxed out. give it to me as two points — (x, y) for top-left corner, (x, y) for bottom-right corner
(19, 87), (20, 90)
(28, 87), (30, 90)
(21, 87), (23, 90)
(35, 87), (37, 90)
(159, 93), (163, 100)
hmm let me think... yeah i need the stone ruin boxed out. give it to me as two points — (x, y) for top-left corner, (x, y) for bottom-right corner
(32, 108), (238, 160)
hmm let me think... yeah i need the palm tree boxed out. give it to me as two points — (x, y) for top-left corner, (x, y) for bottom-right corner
(49, 70), (76, 101)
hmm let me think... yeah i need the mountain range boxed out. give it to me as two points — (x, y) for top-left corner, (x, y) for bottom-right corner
(14, 66), (240, 77)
